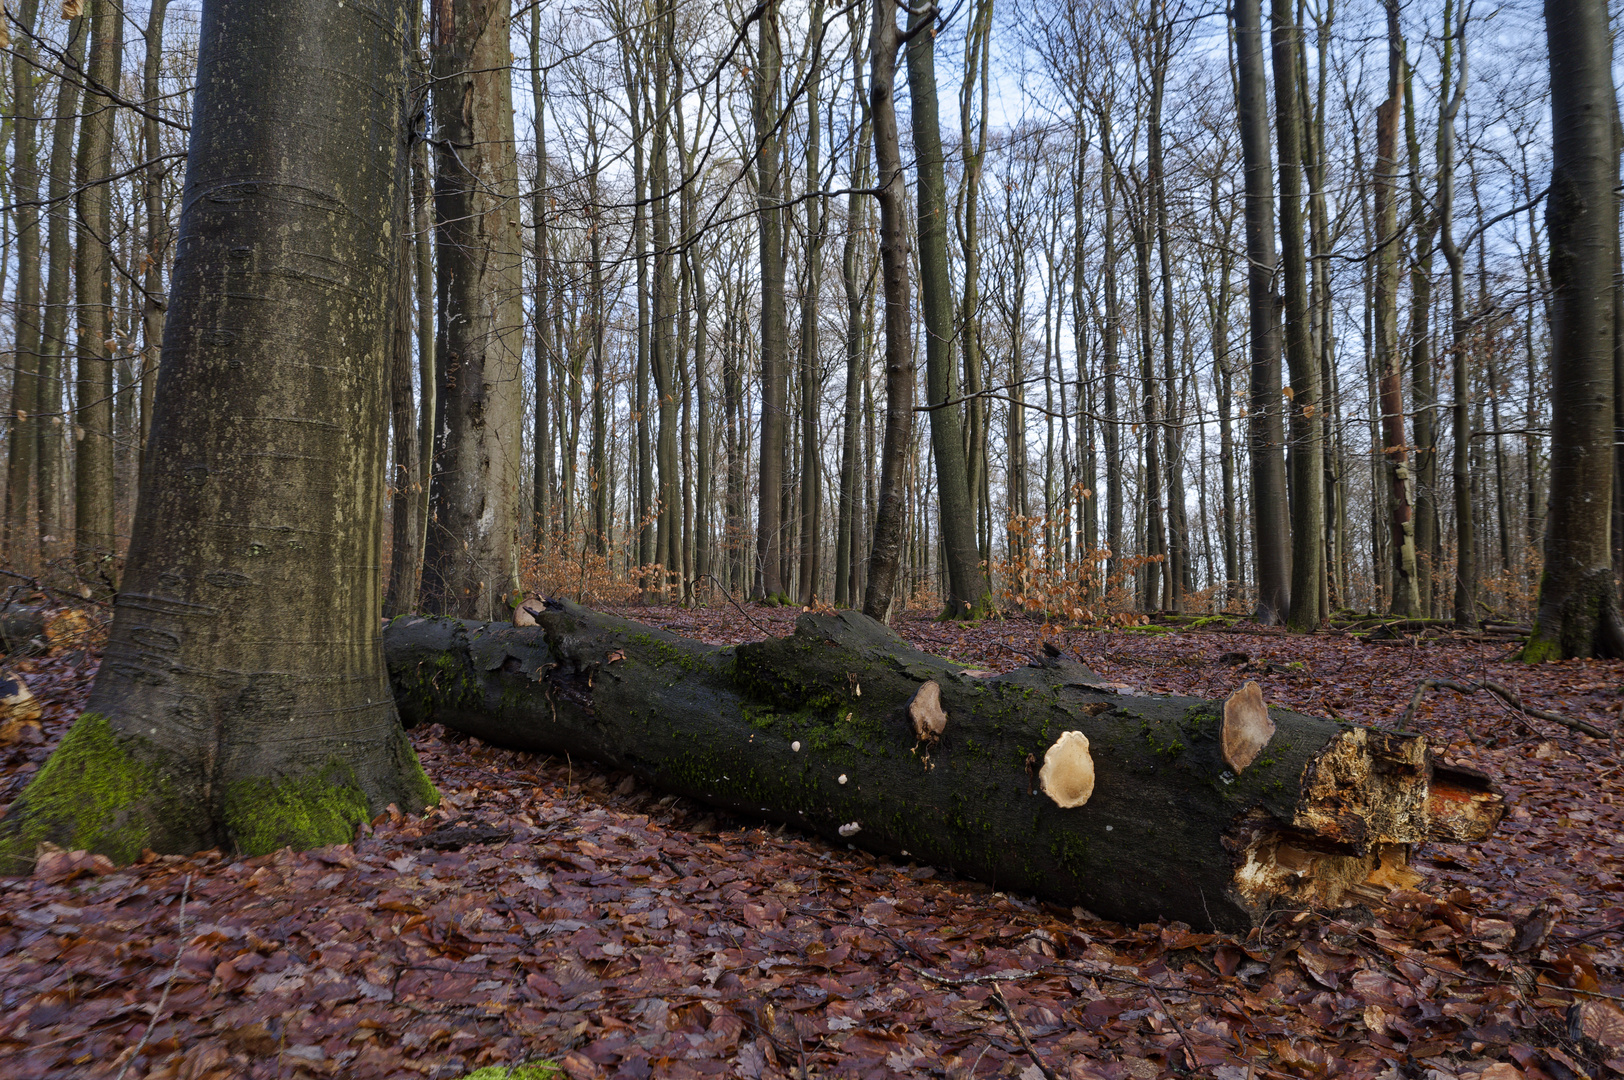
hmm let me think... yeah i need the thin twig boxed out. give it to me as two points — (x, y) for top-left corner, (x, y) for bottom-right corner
(114, 873), (192, 1080)
(1400, 677), (1608, 738)
(689, 574), (773, 638)
(989, 983), (1062, 1080)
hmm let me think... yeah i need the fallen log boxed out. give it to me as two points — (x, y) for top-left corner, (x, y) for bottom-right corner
(383, 602), (1503, 931)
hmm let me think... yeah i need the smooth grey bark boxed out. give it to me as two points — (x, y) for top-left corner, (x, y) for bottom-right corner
(36, 19), (86, 563)
(1435, 0), (1473, 630)
(796, 0), (829, 606)
(0, 0), (437, 872)
(72, 0), (122, 591)
(1525, 0), (1624, 660)
(861, 0), (913, 621)
(6, 0), (43, 560)
(138, 0), (172, 484)
(384, 159), (422, 619)
(387, 602), (1501, 932)
(1403, 67), (1440, 617)
(530, 7), (553, 551)
(959, 0), (993, 570)
(411, 114), (436, 587)
(1271, 0), (1324, 631)
(835, 24), (872, 610)
(1374, 1), (1422, 618)
(422, 0), (526, 621)
(753, 0), (789, 599)
(907, 11), (992, 619)
(1234, 0), (1290, 624)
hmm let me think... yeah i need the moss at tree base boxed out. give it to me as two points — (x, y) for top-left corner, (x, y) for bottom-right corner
(0, 713), (194, 873)
(221, 760), (374, 856)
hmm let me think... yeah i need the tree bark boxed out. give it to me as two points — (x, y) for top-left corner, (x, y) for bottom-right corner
(753, 0), (789, 600)
(862, 0), (913, 621)
(6, 0), (43, 562)
(422, 0), (526, 622)
(73, 0), (123, 592)
(138, 0), (172, 488)
(908, 11), (992, 620)
(1271, 0), (1324, 631)
(1375, 1), (1423, 618)
(1234, 0), (1290, 624)
(385, 602), (1502, 932)
(1525, 0), (1623, 660)
(835, 26), (872, 610)
(36, 19), (87, 564)
(0, 0), (437, 873)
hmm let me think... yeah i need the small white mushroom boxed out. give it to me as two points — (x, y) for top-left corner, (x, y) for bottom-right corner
(1222, 680), (1276, 773)
(791, 741), (802, 752)
(908, 680), (948, 741)
(837, 774), (848, 785)
(838, 822), (861, 837)
(1038, 730), (1096, 809)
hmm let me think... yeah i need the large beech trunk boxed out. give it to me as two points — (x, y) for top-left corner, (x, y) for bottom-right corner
(385, 603), (1501, 931)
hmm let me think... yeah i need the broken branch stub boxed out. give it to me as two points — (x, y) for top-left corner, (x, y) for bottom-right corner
(385, 602), (1504, 931)
(1222, 680), (1275, 773)
(909, 680), (948, 741)
(1038, 731), (1095, 808)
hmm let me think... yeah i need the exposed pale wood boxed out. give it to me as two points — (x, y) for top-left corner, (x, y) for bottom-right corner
(1037, 731), (1095, 808)
(1222, 680), (1276, 772)
(908, 679), (947, 741)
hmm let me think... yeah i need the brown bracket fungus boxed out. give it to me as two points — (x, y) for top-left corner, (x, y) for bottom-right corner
(1038, 730), (1095, 808)
(1222, 680), (1275, 773)
(908, 680), (948, 741)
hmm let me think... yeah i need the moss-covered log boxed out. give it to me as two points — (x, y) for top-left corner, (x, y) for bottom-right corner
(385, 602), (1502, 931)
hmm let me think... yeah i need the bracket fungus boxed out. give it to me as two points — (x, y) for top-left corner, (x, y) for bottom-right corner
(1038, 730), (1095, 808)
(908, 680), (948, 741)
(1222, 680), (1275, 773)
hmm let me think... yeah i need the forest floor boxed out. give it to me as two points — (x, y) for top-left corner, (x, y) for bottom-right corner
(1, 604), (1622, 1080)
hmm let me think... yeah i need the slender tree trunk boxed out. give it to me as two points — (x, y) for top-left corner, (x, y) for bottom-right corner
(1403, 65), (1440, 616)
(1525, 0), (1622, 659)
(1098, 116), (1123, 589)
(137, 0), (171, 488)
(1272, 0), (1324, 630)
(1148, 11), (1181, 613)
(0, 0), (437, 871)
(1375, 1), (1422, 617)
(909, 9), (991, 618)
(1234, 0), (1290, 623)
(422, 0), (526, 621)
(37, 20), (87, 564)
(862, 0), (913, 621)
(1435, 0), (1474, 629)
(384, 152), (422, 618)
(6, 0), (44, 561)
(73, 0), (123, 591)
(797, 0), (829, 605)
(753, 0), (788, 599)
(530, 8), (553, 552)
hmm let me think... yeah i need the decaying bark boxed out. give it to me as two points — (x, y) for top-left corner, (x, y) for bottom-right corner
(385, 603), (1502, 931)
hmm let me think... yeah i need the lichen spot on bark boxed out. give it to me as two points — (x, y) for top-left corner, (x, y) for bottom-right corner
(1038, 730), (1095, 809)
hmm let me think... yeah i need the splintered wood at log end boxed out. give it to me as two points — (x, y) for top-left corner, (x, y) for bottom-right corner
(1230, 810), (1421, 911)
(1222, 681), (1275, 773)
(909, 680), (947, 741)
(1039, 730), (1095, 808)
